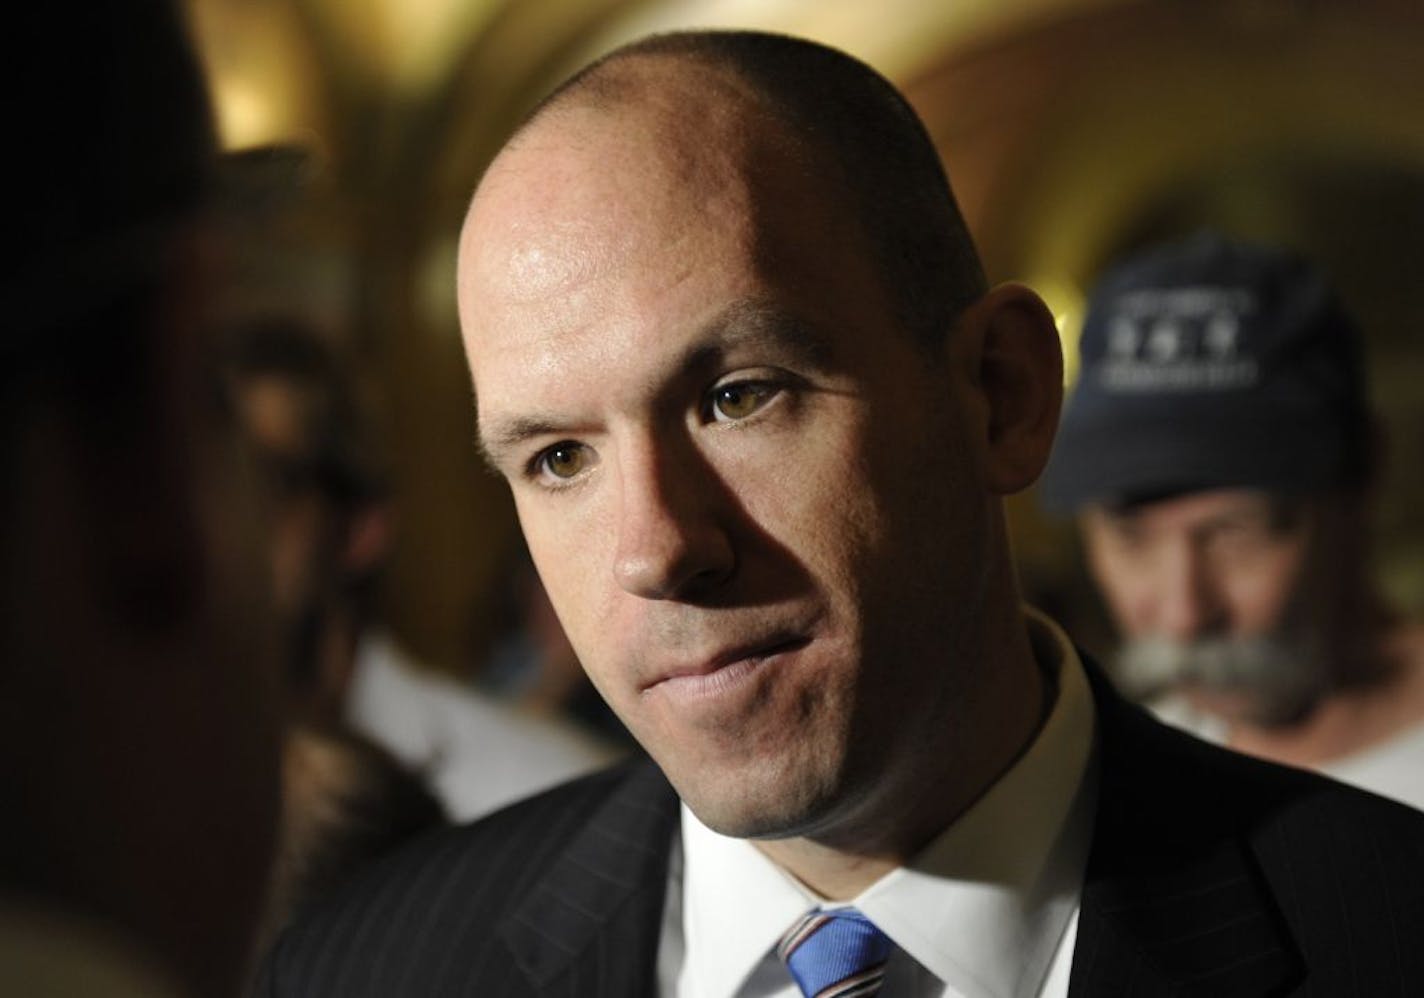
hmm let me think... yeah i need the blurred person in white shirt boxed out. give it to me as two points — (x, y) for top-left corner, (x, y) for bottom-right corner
(1041, 233), (1424, 810)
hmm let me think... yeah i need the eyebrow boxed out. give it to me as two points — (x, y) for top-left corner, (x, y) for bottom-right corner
(475, 413), (566, 473)
(475, 296), (836, 470)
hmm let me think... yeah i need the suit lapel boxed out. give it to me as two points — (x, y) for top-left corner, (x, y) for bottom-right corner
(1070, 659), (1303, 997)
(498, 659), (1308, 997)
(500, 758), (679, 998)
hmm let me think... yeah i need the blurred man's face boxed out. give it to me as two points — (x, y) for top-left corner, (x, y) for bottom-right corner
(1081, 488), (1325, 720)
(458, 76), (995, 843)
(228, 367), (362, 722)
(232, 373), (336, 618)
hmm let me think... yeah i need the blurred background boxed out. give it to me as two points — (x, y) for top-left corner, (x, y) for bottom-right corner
(186, 0), (1424, 670)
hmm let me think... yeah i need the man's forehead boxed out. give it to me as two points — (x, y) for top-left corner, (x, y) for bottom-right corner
(457, 68), (796, 336)
(461, 144), (739, 345)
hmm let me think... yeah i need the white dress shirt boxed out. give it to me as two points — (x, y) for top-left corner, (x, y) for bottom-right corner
(1152, 695), (1424, 812)
(346, 631), (622, 821)
(658, 609), (1098, 998)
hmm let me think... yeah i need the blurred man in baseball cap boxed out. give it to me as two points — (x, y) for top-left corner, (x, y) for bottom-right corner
(1041, 232), (1424, 809)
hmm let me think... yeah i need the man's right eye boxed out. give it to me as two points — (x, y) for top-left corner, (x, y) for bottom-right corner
(533, 442), (592, 482)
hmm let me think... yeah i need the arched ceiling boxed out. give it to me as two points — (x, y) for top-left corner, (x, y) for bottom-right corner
(188, 0), (1133, 200)
(187, 0), (1424, 316)
(189, 0), (1128, 142)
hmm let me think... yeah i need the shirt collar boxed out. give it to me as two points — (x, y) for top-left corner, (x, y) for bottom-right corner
(679, 798), (816, 998)
(679, 608), (1098, 998)
(856, 608), (1097, 997)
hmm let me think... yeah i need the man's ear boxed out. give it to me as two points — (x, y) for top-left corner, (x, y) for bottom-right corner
(954, 283), (1063, 495)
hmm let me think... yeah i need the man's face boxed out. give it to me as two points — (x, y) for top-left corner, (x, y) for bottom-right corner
(1080, 488), (1325, 715)
(458, 85), (995, 841)
(233, 373), (336, 619)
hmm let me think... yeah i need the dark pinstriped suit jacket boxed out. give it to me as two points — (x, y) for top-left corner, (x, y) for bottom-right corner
(258, 662), (1424, 996)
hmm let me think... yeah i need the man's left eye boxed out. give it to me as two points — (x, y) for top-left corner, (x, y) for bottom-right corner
(709, 382), (777, 423)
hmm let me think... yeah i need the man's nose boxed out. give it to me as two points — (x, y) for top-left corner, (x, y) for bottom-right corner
(611, 440), (734, 601)
(1154, 542), (1224, 641)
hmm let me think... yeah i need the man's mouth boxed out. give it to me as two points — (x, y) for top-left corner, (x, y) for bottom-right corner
(641, 633), (811, 698)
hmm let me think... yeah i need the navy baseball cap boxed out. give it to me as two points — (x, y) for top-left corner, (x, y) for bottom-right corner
(1039, 233), (1372, 514)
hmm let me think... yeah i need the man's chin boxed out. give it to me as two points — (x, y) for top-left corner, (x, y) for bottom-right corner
(678, 787), (812, 841)
(669, 759), (841, 842)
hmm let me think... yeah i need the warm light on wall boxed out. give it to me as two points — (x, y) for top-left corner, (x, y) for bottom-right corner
(1029, 276), (1086, 386)
(187, 0), (330, 151)
(300, 0), (503, 91)
(209, 74), (284, 149)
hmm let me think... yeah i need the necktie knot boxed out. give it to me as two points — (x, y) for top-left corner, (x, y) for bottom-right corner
(776, 908), (892, 998)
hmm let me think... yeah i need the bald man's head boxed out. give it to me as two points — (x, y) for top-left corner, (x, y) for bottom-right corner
(455, 29), (1069, 853)
(510, 31), (986, 347)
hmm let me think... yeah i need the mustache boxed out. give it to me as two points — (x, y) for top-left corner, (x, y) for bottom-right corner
(1113, 633), (1328, 722)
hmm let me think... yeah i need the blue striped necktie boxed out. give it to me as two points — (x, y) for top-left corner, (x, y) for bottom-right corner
(776, 908), (893, 998)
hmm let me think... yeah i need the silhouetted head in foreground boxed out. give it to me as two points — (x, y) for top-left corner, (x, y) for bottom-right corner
(1, 4), (280, 994)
